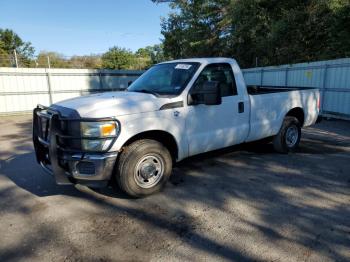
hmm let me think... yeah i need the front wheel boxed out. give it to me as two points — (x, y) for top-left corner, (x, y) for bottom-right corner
(115, 139), (172, 197)
(273, 116), (301, 153)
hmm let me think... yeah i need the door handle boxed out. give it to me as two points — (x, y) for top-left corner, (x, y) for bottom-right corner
(238, 102), (244, 113)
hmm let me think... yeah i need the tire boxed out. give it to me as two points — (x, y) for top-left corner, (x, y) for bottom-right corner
(116, 139), (172, 197)
(273, 116), (301, 153)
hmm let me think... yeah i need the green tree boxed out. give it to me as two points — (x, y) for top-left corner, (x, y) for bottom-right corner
(36, 51), (70, 68)
(160, 0), (232, 58)
(101, 47), (135, 69)
(135, 44), (167, 68)
(0, 41), (11, 67)
(157, 0), (350, 67)
(148, 44), (167, 64)
(135, 47), (153, 69)
(69, 55), (102, 69)
(228, 0), (350, 67)
(0, 28), (35, 67)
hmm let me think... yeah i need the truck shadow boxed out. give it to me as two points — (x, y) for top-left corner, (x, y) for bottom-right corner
(1, 117), (350, 261)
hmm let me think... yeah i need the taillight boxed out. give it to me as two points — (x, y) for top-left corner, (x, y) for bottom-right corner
(317, 97), (320, 110)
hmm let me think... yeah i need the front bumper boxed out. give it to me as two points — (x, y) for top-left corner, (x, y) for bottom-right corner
(33, 105), (118, 187)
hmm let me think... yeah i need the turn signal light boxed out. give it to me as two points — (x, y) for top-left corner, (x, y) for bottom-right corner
(101, 123), (116, 136)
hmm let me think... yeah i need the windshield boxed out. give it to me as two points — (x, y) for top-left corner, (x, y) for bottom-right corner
(127, 62), (200, 96)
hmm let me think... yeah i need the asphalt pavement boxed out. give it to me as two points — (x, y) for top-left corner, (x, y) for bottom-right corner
(0, 115), (349, 261)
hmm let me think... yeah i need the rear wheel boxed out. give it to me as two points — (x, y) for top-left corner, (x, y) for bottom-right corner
(273, 116), (301, 153)
(115, 139), (172, 197)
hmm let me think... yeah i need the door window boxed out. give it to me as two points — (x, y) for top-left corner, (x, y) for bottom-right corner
(192, 63), (237, 97)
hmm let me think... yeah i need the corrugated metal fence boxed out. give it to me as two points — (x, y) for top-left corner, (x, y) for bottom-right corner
(1, 58), (349, 118)
(242, 58), (350, 119)
(0, 68), (143, 115)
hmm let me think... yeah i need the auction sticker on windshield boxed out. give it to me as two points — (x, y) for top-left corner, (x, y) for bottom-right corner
(175, 64), (192, 70)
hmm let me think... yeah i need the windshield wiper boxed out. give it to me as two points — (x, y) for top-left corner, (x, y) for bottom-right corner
(132, 89), (159, 97)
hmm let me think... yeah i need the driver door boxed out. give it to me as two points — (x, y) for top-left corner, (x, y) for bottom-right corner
(186, 63), (249, 156)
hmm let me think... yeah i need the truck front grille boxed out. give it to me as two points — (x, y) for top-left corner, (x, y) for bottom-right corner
(76, 161), (95, 175)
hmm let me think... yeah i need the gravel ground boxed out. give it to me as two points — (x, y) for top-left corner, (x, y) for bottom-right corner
(0, 115), (349, 262)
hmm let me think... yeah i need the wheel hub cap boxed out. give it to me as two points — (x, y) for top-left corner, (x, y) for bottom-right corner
(134, 155), (164, 188)
(140, 163), (157, 179)
(286, 125), (298, 147)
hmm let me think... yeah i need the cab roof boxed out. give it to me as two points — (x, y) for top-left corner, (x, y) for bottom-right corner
(159, 57), (237, 65)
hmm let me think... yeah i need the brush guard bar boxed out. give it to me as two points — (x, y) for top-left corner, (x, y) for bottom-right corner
(32, 105), (119, 185)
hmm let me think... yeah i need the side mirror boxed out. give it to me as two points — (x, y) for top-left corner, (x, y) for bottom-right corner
(190, 81), (222, 106)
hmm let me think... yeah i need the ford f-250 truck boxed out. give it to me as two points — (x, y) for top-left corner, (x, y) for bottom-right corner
(33, 58), (320, 197)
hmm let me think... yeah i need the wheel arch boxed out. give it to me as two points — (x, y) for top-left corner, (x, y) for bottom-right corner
(286, 107), (305, 126)
(120, 130), (179, 162)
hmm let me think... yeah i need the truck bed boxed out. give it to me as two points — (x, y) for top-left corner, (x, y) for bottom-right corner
(247, 85), (317, 95)
(245, 86), (320, 143)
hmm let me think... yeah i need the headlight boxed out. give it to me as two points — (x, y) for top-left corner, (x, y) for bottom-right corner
(80, 121), (119, 151)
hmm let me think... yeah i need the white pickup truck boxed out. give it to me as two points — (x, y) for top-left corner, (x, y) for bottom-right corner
(33, 58), (320, 197)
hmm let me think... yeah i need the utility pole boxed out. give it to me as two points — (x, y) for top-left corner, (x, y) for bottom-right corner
(13, 49), (19, 68)
(47, 56), (51, 68)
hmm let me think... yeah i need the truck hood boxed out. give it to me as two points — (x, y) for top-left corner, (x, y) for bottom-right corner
(51, 91), (170, 118)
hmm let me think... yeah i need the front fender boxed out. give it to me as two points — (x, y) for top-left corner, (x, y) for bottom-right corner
(111, 111), (187, 161)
